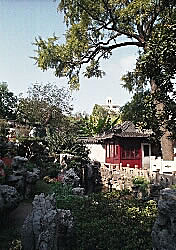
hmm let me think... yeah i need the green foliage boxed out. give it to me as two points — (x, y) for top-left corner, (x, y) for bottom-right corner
(45, 162), (61, 178)
(170, 184), (176, 190)
(17, 137), (48, 161)
(55, 190), (157, 250)
(33, 0), (176, 157)
(46, 124), (76, 155)
(0, 82), (17, 120)
(133, 176), (149, 194)
(0, 175), (5, 184)
(9, 239), (22, 250)
(25, 162), (36, 171)
(33, 0), (174, 90)
(50, 182), (73, 205)
(3, 164), (13, 177)
(0, 222), (21, 250)
(17, 82), (72, 127)
(65, 141), (90, 175)
(33, 180), (51, 195)
(87, 104), (121, 135)
(121, 90), (162, 140)
(0, 119), (9, 137)
(121, 8), (176, 140)
(70, 113), (91, 137)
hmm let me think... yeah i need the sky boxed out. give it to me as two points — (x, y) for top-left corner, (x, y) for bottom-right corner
(0, 0), (139, 114)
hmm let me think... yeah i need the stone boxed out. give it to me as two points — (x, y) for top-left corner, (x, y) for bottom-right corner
(0, 159), (5, 168)
(63, 168), (80, 187)
(7, 156), (40, 199)
(152, 188), (176, 250)
(21, 193), (74, 250)
(0, 184), (20, 215)
(26, 170), (40, 184)
(72, 187), (85, 196)
(11, 156), (28, 171)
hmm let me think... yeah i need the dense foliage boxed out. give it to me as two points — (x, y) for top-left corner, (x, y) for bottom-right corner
(122, 13), (176, 138)
(33, 0), (176, 159)
(88, 104), (120, 135)
(53, 185), (157, 250)
(34, 0), (164, 88)
(0, 82), (17, 120)
(17, 82), (72, 127)
(120, 90), (162, 139)
(70, 104), (121, 137)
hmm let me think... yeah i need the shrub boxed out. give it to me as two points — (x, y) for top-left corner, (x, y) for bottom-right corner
(54, 190), (157, 250)
(133, 176), (149, 195)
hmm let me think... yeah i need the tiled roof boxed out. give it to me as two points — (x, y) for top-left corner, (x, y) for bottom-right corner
(79, 121), (152, 143)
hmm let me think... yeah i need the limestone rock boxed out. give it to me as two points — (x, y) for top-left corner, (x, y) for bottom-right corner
(0, 159), (5, 168)
(21, 193), (74, 250)
(0, 184), (20, 214)
(26, 170), (40, 184)
(12, 156), (28, 166)
(63, 168), (80, 187)
(72, 187), (85, 196)
(152, 188), (176, 250)
(7, 156), (40, 199)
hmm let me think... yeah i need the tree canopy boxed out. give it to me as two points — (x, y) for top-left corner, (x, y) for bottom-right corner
(33, 0), (176, 159)
(0, 82), (17, 120)
(17, 82), (72, 127)
(34, 0), (175, 89)
(88, 104), (120, 135)
(121, 90), (162, 138)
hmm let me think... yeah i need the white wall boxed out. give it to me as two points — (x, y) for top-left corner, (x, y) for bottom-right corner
(86, 144), (106, 163)
(150, 156), (176, 174)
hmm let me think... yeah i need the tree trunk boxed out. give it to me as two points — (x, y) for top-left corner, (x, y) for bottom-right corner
(151, 79), (174, 160)
(160, 129), (174, 161)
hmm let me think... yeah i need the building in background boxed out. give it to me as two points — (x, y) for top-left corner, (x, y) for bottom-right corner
(101, 97), (120, 114)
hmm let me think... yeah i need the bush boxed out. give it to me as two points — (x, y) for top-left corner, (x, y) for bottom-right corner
(133, 176), (149, 194)
(33, 180), (51, 195)
(171, 184), (176, 189)
(46, 163), (61, 178)
(54, 190), (157, 250)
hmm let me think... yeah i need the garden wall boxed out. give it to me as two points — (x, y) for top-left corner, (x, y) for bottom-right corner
(100, 163), (176, 191)
(150, 156), (176, 174)
(86, 144), (106, 163)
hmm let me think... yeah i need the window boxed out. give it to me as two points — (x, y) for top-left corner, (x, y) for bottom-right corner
(106, 144), (118, 158)
(106, 144), (109, 158)
(115, 145), (118, 158)
(110, 144), (114, 158)
(121, 147), (140, 159)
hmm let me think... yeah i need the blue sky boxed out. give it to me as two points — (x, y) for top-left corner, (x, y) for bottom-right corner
(0, 0), (138, 114)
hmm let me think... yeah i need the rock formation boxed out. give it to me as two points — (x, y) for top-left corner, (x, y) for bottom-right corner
(21, 193), (74, 250)
(72, 187), (85, 196)
(63, 168), (80, 187)
(0, 184), (20, 216)
(152, 188), (176, 250)
(7, 156), (40, 199)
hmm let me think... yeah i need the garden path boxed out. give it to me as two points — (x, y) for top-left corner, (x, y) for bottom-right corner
(0, 201), (32, 250)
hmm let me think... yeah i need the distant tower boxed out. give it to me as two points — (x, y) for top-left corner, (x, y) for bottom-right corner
(106, 97), (112, 107)
(103, 97), (120, 113)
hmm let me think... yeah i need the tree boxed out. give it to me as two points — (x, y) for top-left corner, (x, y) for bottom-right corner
(88, 104), (120, 135)
(17, 82), (72, 127)
(122, 14), (176, 159)
(33, 0), (176, 159)
(0, 82), (17, 120)
(69, 105), (121, 137)
(121, 90), (161, 136)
